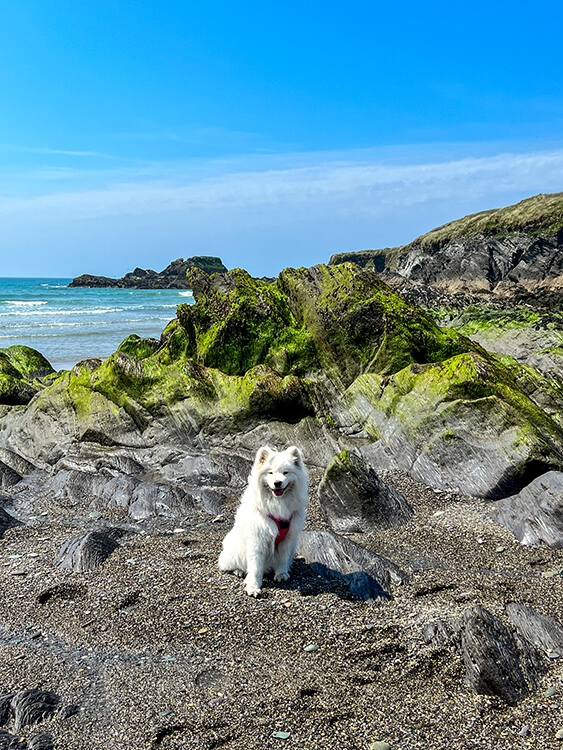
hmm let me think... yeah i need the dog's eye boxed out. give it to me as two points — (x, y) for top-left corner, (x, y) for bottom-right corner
(283, 471), (288, 475)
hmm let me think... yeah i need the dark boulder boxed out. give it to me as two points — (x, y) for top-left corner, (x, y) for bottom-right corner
(55, 528), (127, 572)
(297, 530), (408, 599)
(318, 451), (412, 533)
(7, 690), (60, 731)
(424, 605), (548, 705)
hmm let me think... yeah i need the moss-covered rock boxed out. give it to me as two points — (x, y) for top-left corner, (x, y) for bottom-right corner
(0, 345), (54, 380)
(277, 264), (473, 386)
(117, 335), (161, 360)
(178, 263), (474, 388)
(347, 351), (563, 498)
(177, 267), (318, 377)
(0, 346), (55, 405)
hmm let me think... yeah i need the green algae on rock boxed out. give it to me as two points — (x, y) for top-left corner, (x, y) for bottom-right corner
(347, 351), (563, 498)
(0, 346), (55, 406)
(177, 267), (318, 377)
(277, 263), (472, 386)
(179, 263), (473, 388)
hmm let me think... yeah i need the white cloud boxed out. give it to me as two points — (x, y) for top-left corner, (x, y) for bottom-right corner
(1, 146), (562, 222)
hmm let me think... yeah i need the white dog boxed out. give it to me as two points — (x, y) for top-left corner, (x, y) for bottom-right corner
(218, 445), (308, 597)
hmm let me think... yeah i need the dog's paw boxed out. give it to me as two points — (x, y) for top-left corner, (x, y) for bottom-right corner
(245, 584), (262, 598)
(233, 569), (245, 579)
(274, 571), (290, 582)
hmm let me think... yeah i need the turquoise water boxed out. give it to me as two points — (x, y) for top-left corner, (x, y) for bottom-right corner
(0, 278), (194, 371)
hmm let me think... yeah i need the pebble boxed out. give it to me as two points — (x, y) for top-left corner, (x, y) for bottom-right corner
(519, 724), (531, 737)
(271, 731), (290, 739)
(545, 686), (558, 697)
(496, 546), (505, 553)
(548, 651), (561, 660)
(369, 743), (392, 750)
(303, 644), (319, 652)
(556, 728), (563, 740)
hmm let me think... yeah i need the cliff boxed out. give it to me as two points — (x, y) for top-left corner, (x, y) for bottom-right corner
(330, 192), (563, 295)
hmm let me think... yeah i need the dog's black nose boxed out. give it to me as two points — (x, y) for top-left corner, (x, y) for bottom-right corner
(274, 480), (282, 488)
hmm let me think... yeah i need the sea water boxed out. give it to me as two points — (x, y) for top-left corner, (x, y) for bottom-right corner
(0, 278), (194, 371)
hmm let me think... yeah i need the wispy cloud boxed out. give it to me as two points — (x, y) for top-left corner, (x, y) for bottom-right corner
(1, 146), (562, 221)
(0, 143), (127, 160)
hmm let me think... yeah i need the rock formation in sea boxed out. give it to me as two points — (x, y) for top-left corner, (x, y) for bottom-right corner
(69, 255), (228, 288)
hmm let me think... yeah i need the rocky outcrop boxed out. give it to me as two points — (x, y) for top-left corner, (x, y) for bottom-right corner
(347, 351), (563, 498)
(69, 256), (227, 289)
(318, 451), (413, 533)
(330, 192), (563, 296)
(3, 263), (563, 502)
(490, 470), (563, 547)
(424, 605), (548, 705)
(0, 346), (55, 405)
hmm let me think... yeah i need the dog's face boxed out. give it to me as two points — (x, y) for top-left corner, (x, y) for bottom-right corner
(254, 445), (304, 498)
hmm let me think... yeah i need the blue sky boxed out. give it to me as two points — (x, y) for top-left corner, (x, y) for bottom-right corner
(1, 0), (562, 278)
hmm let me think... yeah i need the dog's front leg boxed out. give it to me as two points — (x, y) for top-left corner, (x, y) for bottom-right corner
(272, 540), (294, 582)
(244, 543), (269, 597)
(272, 512), (305, 582)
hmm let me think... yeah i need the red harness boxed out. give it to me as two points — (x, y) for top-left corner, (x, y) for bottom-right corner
(261, 512), (293, 546)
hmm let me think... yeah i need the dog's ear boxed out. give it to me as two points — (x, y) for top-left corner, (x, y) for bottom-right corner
(255, 446), (273, 467)
(286, 446), (303, 466)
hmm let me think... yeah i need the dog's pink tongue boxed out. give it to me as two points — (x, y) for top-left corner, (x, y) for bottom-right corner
(273, 489), (284, 497)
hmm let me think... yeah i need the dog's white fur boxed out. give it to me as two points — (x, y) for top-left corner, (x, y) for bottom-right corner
(218, 445), (308, 597)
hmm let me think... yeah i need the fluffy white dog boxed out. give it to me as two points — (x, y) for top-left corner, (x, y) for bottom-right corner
(218, 445), (308, 597)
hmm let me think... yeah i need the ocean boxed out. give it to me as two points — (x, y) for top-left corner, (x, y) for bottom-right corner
(0, 278), (194, 371)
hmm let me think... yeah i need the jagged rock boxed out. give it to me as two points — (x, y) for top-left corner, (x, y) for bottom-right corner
(506, 603), (563, 653)
(10, 689), (60, 731)
(0, 461), (21, 489)
(0, 730), (23, 749)
(0, 448), (36, 476)
(318, 451), (412, 533)
(55, 528), (126, 571)
(424, 606), (547, 705)
(0, 507), (22, 538)
(127, 481), (195, 520)
(3, 262), (563, 506)
(69, 256), (227, 288)
(296, 530), (407, 599)
(491, 471), (563, 547)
